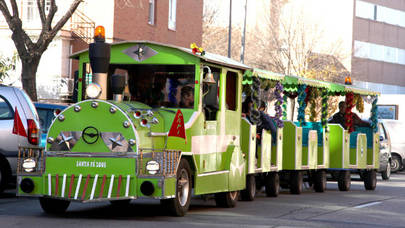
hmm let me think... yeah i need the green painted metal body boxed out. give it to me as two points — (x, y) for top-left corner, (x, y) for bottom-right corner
(282, 121), (303, 170)
(328, 124), (350, 169)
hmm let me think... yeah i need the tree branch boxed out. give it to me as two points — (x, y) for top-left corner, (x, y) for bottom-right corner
(36, 0), (82, 53)
(9, 0), (18, 18)
(37, 0), (47, 29)
(45, 0), (57, 30)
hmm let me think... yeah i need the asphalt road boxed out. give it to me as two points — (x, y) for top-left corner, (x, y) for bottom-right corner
(1, 173), (405, 228)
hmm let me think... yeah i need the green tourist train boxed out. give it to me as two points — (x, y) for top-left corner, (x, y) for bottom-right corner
(16, 26), (380, 216)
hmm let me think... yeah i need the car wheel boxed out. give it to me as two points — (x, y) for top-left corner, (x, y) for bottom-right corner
(391, 155), (401, 173)
(0, 158), (11, 193)
(381, 162), (391, 180)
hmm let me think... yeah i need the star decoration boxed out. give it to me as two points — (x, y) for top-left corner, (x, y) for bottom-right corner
(109, 135), (123, 150)
(230, 151), (245, 176)
(58, 133), (73, 150)
(122, 44), (158, 62)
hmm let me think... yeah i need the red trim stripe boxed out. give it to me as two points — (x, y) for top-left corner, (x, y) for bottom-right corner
(99, 175), (107, 198)
(81, 174), (91, 201)
(116, 175), (122, 198)
(68, 174), (75, 198)
(55, 174), (59, 196)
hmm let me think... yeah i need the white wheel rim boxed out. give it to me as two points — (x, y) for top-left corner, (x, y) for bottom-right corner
(230, 191), (238, 200)
(177, 169), (189, 207)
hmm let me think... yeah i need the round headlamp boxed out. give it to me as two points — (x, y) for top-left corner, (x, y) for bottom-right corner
(86, 83), (102, 99)
(22, 158), (36, 172)
(146, 160), (160, 175)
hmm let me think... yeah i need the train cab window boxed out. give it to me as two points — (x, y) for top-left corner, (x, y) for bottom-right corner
(121, 64), (195, 108)
(226, 71), (237, 111)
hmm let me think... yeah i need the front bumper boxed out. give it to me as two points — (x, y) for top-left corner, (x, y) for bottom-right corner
(17, 149), (180, 202)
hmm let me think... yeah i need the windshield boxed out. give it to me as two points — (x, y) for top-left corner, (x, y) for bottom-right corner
(111, 64), (196, 109)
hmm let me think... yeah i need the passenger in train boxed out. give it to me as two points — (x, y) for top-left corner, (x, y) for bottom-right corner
(329, 101), (370, 129)
(257, 102), (277, 144)
(179, 86), (194, 108)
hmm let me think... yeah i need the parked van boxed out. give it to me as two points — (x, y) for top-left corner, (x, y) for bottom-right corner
(381, 120), (405, 173)
(0, 85), (40, 192)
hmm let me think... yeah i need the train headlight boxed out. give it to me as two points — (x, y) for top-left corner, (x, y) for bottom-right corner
(146, 160), (160, 175)
(22, 158), (36, 172)
(86, 83), (102, 99)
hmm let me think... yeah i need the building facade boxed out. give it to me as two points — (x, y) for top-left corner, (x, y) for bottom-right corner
(352, 0), (405, 94)
(0, 0), (203, 100)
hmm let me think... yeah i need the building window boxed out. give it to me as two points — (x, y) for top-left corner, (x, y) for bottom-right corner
(354, 40), (370, 59)
(354, 40), (405, 66)
(148, 0), (155, 25)
(356, 0), (405, 28)
(168, 0), (176, 30)
(26, 0), (35, 22)
(356, 0), (375, 20)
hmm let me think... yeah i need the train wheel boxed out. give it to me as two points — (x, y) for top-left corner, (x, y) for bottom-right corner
(289, 171), (303, 194)
(338, 170), (351, 191)
(313, 170), (327, 193)
(264, 172), (279, 197)
(364, 170), (377, 190)
(215, 191), (239, 208)
(163, 158), (192, 216)
(39, 197), (70, 214)
(241, 175), (256, 201)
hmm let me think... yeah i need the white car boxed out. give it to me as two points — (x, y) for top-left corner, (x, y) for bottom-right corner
(0, 85), (40, 192)
(381, 120), (405, 173)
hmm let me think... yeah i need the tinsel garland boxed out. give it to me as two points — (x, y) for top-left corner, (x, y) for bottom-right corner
(274, 81), (284, 128)
(308, 88), (318, 122)
(345, 92), (355, 133)
(168, 79), (179, 104)
(297, 84), (307, 126)
(370, 96), (378, 133)
(282, 94), (288, 120)
(354, 94), (364, 113)
(321, 89), (328, 131)
(250, 77), (261, 125)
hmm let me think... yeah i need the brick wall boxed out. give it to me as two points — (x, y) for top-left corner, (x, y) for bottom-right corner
(113, 0), (203, 48)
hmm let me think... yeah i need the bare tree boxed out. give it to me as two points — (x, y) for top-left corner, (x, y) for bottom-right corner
(0, 0), (82, 101)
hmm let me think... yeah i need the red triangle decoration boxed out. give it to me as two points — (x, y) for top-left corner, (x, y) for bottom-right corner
(168, 109), (186, 143)
(12, 107), (27, 137)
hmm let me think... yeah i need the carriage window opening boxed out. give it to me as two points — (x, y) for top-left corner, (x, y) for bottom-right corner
(226, 71), (237, 111)
(114, 64), (195, 108)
